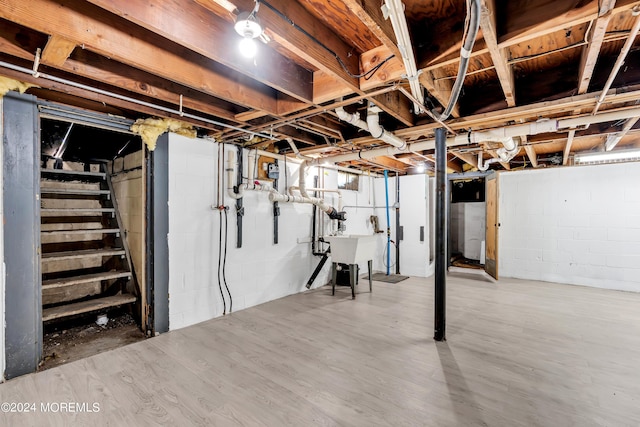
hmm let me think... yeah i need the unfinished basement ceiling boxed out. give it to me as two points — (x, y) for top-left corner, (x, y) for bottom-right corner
(1, 0), (640, 173)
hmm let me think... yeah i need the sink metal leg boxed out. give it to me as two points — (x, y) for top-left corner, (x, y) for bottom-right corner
(368, 260), (373, 292)
(350, 263), (356, 299)
(331, 262), (337, 296)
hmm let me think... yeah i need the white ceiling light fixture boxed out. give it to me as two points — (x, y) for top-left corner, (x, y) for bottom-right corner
(574, 148), (640, 164)
(234, 2), (262, 59)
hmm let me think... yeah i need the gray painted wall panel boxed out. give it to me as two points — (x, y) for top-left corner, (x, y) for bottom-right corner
(3, 92), (41, 379)
(152, 134), (169, 334)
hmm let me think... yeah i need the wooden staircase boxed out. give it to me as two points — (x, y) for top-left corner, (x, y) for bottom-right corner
(40, 165), (138, 322)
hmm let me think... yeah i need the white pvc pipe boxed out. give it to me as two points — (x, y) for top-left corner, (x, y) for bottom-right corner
(319, 106), (640, 165)
(289, 186), (343, 211)
(366, 107), (407, 149)
(226, 149), (278, 200)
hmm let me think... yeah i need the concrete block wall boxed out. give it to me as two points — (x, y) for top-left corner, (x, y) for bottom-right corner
(499, 162), (640, 292)
(166, 134), (433, 330)
(110, 151), (145, 286)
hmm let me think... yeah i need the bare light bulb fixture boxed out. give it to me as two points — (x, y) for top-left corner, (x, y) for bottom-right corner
(234, 3), (263, 59)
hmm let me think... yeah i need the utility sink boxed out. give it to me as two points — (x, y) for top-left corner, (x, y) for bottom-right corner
(324, 234), (378, 264)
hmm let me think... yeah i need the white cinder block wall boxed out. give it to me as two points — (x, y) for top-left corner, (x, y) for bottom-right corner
(499, 162), (640, 292)
(167, 134), (432, 330)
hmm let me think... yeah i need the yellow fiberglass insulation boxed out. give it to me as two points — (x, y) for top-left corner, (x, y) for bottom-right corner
(0, 76), (36, 97)
(130, 117), (197, 151)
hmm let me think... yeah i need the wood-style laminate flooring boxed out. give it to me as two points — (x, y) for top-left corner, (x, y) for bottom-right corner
(2, 272), (640, 426)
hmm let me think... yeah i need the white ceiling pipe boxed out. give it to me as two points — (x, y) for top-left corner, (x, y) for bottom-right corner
(383, 0), (424, 113)
(318, 106), (640, 165)
(336, 106), (408, 150)
(478, 157), (500, 171)
(558, 106), (640, 129)
(336, 106), (369, 129)
(366, 106), (407, 149)
(254, 147), (380, 176)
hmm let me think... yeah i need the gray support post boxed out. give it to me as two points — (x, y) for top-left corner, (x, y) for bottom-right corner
(147, 133), (169, 334)
(395, 172), (401, 274)
(434, 128), (447, 342)
(3, 92), (41, 378)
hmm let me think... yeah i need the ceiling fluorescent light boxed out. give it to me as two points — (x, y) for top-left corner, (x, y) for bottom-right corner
(574, 148), (640, 164)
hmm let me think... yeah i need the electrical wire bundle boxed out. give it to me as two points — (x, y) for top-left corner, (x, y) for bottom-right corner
(216, 142), (232, 314)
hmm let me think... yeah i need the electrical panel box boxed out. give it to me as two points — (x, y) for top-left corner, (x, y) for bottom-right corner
(267, 163), (279, 179)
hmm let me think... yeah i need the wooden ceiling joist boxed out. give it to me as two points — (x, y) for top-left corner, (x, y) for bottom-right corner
(577, 0), (617, 94)
(341, 0), (400, 59)
(40, 35), (76, 68)
(226, 0), (360, 90)
(85, 0), (314, 103)
(563, 130), (576, 165)
(0, 0), (281, 114)
(480, 0), (516, 107)
(451, 151), (479, 170)
(522, 136), (539, 168)
(0, 33), (243, 123)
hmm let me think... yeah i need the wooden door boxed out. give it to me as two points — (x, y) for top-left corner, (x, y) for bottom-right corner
(485, 173), (499, 279)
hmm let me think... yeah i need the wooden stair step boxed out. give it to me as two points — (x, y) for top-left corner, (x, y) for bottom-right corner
(41, 208), (115, 214)
(43, 271), (132, 289)
(41, 169), (105, 179)
(41, 228), (120, 236)
(42, 248), (126, 261)
(40, 188), (110, 196)
(42, 294), (137, 322)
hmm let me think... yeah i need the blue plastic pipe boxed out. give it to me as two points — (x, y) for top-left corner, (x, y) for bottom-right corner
(384, 170), (391, 275)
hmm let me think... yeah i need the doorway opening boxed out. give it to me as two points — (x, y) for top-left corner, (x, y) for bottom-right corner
(449, 178), (486, 270)
(39, 117), (146, 370)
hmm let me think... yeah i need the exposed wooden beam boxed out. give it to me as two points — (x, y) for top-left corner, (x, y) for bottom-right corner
(0, 65), (222, 130)
(498, 0), (638, 48)
(359, 46), (404, 91)
(563, 130), (576, 165)
(85, 0), (313, 103)
(446, 155), (464, 173)
(480, 0), (516, 107)
(342, 0), (400, 59)
(227, 0), (359, 91)
(451, 152), (479, 169)
(523, 139), (539, 168)
(604, 116), (640, 151)
(368, 155), (409, 171)
(371, 90), (414, 126)
(193, 0), (237, 22)
(0, 0), (280, 114)
(419, 70), (460, 118)
(0, 34), (243, 123)
(524, 145), (538, 168)
(40, 34), (75, 67)
(577, 0), (617, 94)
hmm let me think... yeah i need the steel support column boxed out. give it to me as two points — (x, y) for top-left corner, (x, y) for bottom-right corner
(434, 128), (447, 342)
